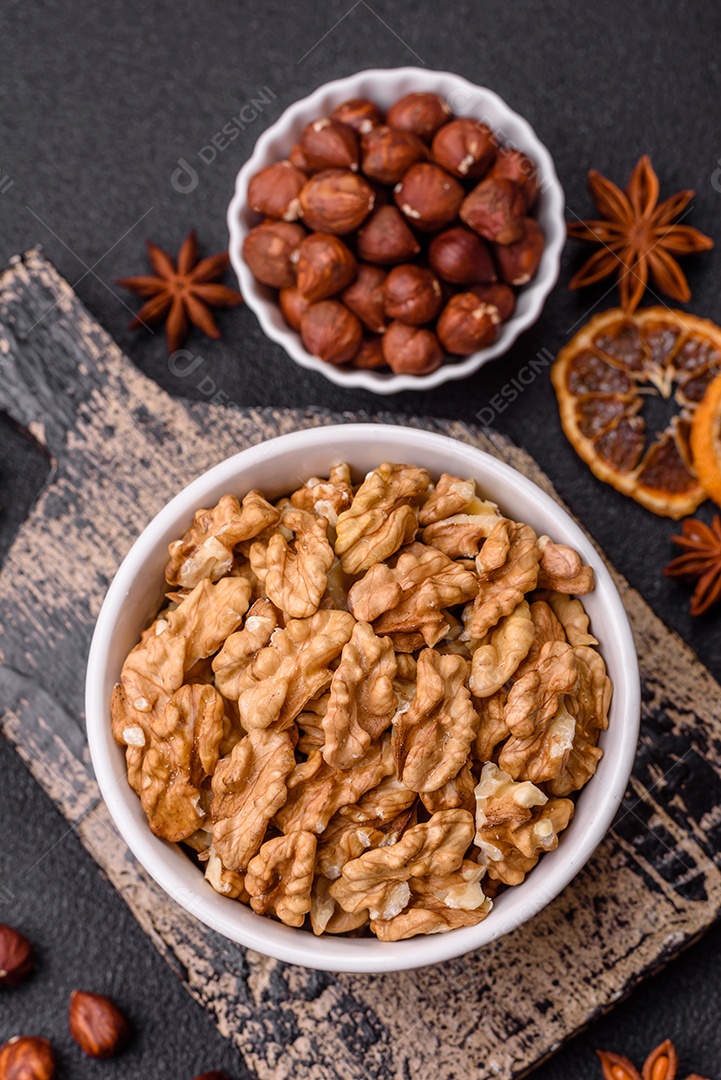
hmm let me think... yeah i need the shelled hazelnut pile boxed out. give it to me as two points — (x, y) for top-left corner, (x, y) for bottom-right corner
(241, 91), (545, 375)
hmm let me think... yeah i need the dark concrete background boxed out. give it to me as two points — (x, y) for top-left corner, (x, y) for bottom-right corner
(0, 2), (720, 1076)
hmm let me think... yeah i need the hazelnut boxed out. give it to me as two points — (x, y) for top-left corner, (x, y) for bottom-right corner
(0, 925), (33, 987)
(437, 292), (501, 354)
(489, 148), (539, 209)
(247, 161), (306, 222)
(289, 142), (311, 172)
(299, 118), (359, 172)
(242, 221), (305, 288)
(393, 163), (464, 232)
(431, 119), (496, 179)
(279, 287), (312, 331)
(300, 300), (362, 364)
(428, 226), (497, 285)
(494, 218), (544, 285)
(468, 282), (516, 321)
(360, 125), (428, 185)
(356, 206), (420, 265)
(384, 265), (442, 325)
(68, 990), (129, 1059)
(354, 335), (387, 369)
(192, 1073), (232, 1080)
(331, 98), (384, 135)
(0, 1036), (55, 1080)
(341, 264), (387, 332)
(386, 92), (451, 142)
(299, 169), (375, 234)
(460, 178), (526, 244)
(296, 233), (356, 302)
(381, 322), (444, 375)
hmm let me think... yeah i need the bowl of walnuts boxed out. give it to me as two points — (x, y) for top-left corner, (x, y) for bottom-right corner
(86, 424), (639, 972)
(227, 67), (565, 393)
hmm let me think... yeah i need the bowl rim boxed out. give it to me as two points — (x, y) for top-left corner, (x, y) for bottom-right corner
(86, 424), (640, 972)
(227, 66), (566, 395)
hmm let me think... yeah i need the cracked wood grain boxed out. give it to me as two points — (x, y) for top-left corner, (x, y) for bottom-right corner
(1, 249), (721, 1080)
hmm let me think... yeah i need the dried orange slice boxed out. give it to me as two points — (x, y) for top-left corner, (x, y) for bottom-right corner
(690, 372), (721, 506)
(552, 307), (721, 518)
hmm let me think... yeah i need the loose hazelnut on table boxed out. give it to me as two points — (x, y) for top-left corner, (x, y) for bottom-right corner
(299, 117), (359, 172)
(301, 300), (362, 364)
(296, 233), (356, 302)
(341, 263), (387, 332)
(386, 91), (452, 142)
(394, 162), (464, 232)
(0, 1036), (55, 1080)
(437, 292), (501, 354)
(279, 286), (312, 331)
(469, 281), (516, 321)
(381, 321), (443, 375)
(428, 226), (497, 285)
(247, 160), (306, 221)
(460, 177), (526, 244)
(384, 264), (442, 325)
(299, 169), (375, 234)
(0, 924), (33, 987)
(68, 990), (129, 1059)
(331, 97), (384, 134)
(242, 220), (305, 288)
(356, 205), (421, 265)
(192, 1073), (232, 1080)
(360, 125), (428, 185)
(494, 218), (544, 286)
(431, 118), (496, 179)
(488, 148), (539, 209)
(354, 334), (387, 369)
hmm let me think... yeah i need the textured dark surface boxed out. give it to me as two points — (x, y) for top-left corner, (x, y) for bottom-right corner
(1, 252), (721, 1080)
(1, 735), (719, 1080)
(0, 738), (251, 1080)
(1, 2), (721, 1078)
(1, 0), (720, 673)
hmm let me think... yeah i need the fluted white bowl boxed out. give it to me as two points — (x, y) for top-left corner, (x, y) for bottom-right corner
(228, 67), (565, 394)
(86, 425), (639, 972)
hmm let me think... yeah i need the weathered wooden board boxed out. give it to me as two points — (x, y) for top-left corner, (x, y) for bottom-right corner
(1, 249), (721, 1080)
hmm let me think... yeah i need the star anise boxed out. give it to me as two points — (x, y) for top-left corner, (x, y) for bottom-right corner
(568, 155), (713, 312)
(118, 230), (243, 353)
(597, 1039), (709, 1080)
(664, 515), (721, 615)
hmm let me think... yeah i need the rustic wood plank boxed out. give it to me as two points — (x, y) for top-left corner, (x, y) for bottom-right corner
(1, 249), (720, 1080)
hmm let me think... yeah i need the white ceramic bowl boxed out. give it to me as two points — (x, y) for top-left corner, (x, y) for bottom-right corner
(227, 67), (566, 394)
(86, 425), (639, 973)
